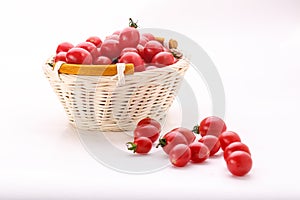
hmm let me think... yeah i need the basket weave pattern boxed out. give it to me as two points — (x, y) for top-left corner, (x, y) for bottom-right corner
(43, 58), (189, 131)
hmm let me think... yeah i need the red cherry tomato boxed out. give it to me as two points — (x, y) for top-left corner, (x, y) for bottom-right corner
(198, 135), (221, 156)
(134, 124), (159, 143)
(195, 116), (227, 137)
(171, 127), (196, 144)
(99, 39), (120, 59)
(119, 27), (140, 48)
(189, 142), (210, 163)
(93, 56), (112, 65)
(156, 131), (188, 154)
(137, 117), (161, 132)
(169, 144), (191, 167)
(219, 131), (241, 151)
(151, 52), (175, 67)
(66, 47), (93, 64)
(136, 44), (145, 60)
(55, 52), (67, 62)
(86, 36), (102, 47)
(105, 34), (119, 41)
(120, 47), (138, 58)
(119, 52), (145, 72)
(226, 151), (252, 176)
(142, 33), (155, 41)
(224, 142), (250, 160)
(143, 40), (164, 63)
(139, 36), (149, 46)
(56, 42), (74, 54)
(126, 137), (152, 154)
(76, 42), (98, 58)
(112, 30), (121, 35)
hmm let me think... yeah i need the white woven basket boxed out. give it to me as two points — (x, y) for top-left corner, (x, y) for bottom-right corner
(43, 58), (189, 131)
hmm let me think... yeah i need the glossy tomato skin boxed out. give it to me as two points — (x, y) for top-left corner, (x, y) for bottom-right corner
(105, 34), (119, 41)
(119, 52), (145, 72)
(219, 131), (241, 151)
(134, 124), (160, 143)
(93, 56), (112, 65)
(55, 52), (67, 62)
(226, 151), (252, 176)
(171, 127), (196, 144)
(86, 36), (102, 47)
(56, 42), (74, 54)
(119, 27), (140, 49)
(137, 118), (161, 132)
(169, 144), (191, 167)
(199, 116), (227, 137)
(143, 40), (164, 63)
(189, 142), (210, 163)
(66, 47), (93, 64)
(99, 39), (120, 60)
(198, 135), (221, 156)
(224, 142), (250, 160)
(158, 131), (188, 155)
(151, 52), (175, 67)
(127, 137), (152, 154)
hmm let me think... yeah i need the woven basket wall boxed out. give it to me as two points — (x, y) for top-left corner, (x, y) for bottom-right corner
(43, 58), (189, 131)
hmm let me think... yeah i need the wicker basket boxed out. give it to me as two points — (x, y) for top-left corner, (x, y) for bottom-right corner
(43, 58), (189, 131)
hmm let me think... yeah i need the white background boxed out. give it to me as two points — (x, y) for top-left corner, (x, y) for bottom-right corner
(0, 0), (300, 199)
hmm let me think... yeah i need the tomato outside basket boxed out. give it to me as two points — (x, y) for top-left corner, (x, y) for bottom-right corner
(43, 57), (190, 131)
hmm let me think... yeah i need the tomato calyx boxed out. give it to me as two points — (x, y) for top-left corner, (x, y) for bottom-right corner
(126, 142), (138, 153)
(129, 18), (138, 28)
(192, 125), (200, 134)
(156, 138), (167, 148)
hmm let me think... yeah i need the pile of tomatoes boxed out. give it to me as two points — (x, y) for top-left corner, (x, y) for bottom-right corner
(54, 27), (177, 72)
(127, 116), (253, 177)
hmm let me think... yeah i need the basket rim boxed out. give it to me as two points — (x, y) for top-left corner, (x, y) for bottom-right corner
(45, 56), (189, 77)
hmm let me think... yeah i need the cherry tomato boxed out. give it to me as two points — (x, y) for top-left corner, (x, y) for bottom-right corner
(56, 42), (74, 54)
(151, 52), (175, 67)
(112, 30), (121, 35)
(189, 142), (210, 163)
(198, 135), (221, 156)
(143, 40), (164, 63)
(171, 127), (196, 144)
(119, 27), (140, 48)
(226, 151), (252, 176)
(136, 44), (145, 60)
(142, 33), (155, 41)
(86, 36), (102, 47)
(55, 52), (67, 62)
(66, 47), (93, 64)
(224, 142), (250, 160)
(194, 116), (227, 137)
(99, 39), (120, 59)
(93, 56), (112, 65)
(119, 52), (145, 72)
(137, 117), (161, 132)
(169, 144), (191, 167)
(134, 124), (160, 143)
(219, 131), (241, 151)
(105, 34), (119, 41)
(120, 47), (138, 58)
(76, 42), (98, 58)
(156, 130), (188, 154)
(139, 36), (149, 46)
(126, 137), (152, 154)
